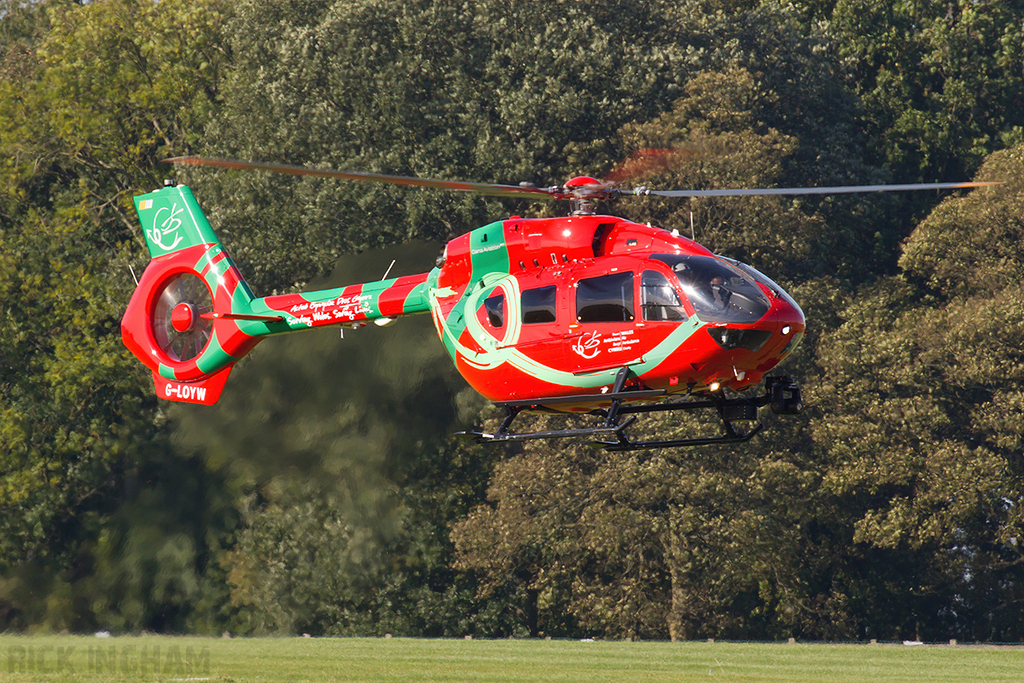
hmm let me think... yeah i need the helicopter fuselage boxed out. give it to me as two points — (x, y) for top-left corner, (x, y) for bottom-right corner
(121, 184), (803, 414)
(426, 214), (804, 409)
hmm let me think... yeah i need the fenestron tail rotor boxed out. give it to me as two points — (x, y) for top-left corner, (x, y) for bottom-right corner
(152, 273), (214, 362)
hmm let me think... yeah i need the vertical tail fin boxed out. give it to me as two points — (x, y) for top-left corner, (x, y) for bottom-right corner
(135, 183), (221, 258)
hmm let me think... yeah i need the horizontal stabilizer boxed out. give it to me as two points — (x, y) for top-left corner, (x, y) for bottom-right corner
(201, 312), (285, 322)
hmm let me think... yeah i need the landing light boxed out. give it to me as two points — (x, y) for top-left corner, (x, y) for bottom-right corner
(709, 381), (721, 392)
(782, 325), (791, 335)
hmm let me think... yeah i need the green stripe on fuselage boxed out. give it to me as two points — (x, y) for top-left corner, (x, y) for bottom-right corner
(441, 220), (509, 342)
(468, 220), (510, 278)
(404, 273), (435, 314)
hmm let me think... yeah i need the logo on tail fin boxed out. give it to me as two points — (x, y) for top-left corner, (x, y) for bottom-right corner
(149, 202), (185, 252)
(134, 185), (219, 258)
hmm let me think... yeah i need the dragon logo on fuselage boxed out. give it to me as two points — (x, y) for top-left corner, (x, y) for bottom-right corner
(572, 330), (601, 359)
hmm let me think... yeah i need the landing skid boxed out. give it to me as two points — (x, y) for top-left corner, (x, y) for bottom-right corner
(458, 370), (801, 451)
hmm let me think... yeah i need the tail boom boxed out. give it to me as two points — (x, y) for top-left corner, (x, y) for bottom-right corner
(123, 183), (435, 405)
(254, 272), (432, 331)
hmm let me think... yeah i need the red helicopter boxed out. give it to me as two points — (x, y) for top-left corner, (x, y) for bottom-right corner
(120, 157), (995, 449)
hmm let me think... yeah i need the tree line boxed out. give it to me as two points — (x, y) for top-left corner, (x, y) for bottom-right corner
(2, 0), (1023, 640)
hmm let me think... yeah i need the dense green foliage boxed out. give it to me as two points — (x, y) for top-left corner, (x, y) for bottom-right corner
(1, 0), (235, 632)
(2, 0), (1022, 640)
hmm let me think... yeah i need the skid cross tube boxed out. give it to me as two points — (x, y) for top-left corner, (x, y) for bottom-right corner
(592, 389), (768, 451)
(458, 371), (798, 451)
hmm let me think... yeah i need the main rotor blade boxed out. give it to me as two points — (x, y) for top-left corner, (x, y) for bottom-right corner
(639, 181), (1001, 198)
(164, 157), (555, 200)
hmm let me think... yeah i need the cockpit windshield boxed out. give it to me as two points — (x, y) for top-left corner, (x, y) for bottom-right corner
(725, 257), (804, 320)
(651, 254), (771, 323)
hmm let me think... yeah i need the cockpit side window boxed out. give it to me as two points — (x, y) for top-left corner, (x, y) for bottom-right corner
(652, 254), (770, 323)
(641, 270), (687, 322)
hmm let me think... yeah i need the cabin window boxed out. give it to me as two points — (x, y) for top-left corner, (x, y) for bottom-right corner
(641, 271), (687, 322)
(521, 285), (557, 324)
(577, 272), (634, 322)
(484, 293), (504, 328)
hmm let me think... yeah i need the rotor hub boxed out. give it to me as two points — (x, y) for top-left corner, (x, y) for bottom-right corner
(170, 302), (199, 333)
(564, 176), (601, 188)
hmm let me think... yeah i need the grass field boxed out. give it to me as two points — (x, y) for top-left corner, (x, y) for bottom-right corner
(1, 634), (1021, 682)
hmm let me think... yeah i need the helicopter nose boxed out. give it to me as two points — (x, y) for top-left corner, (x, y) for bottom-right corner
(766, 296), (805, 361)
(777, 321), (803, 353)
(762, 283), (805, 330)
